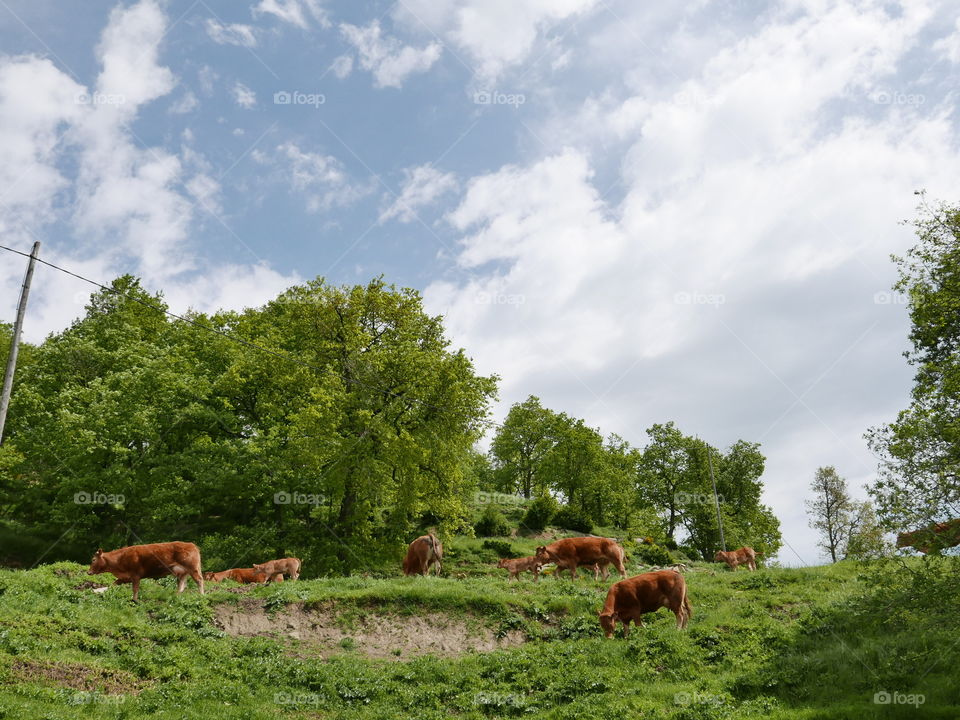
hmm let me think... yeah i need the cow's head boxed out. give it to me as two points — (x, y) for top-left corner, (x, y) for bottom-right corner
(497, 558), (510, 568)
(252, 563), (267, 574)
(202, 571), (217, 581)
(598, 611), (616, 639)
(535, 546), (550, 561)
(88, 548), (106, 575)
(713, 551), (726, 562)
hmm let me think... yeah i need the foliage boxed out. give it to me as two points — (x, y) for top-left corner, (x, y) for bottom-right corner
(480, 539), (519, 558)
(632, 542), (674, 567)
(552, 506), (593, 534)
(521, 495), (558, 532)
(474, 507), (511, 537)
(0, 276), (497, 573)
(868, 196), (960, 532)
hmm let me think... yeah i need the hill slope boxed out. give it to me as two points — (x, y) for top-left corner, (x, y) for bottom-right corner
(0, 549), (956, 719)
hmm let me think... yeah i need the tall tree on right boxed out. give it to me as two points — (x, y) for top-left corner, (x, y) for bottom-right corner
(867, 196), (960, 538)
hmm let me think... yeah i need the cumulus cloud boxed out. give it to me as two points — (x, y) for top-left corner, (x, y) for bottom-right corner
(205, 18), (258, 48)
(379, 165), (458, 224)
(253, 0), (328, 30)
(424, 0), (960, 563)
(393, 0), (599, 81)
(232, 81), (256, 108)
(340, 20), (442, 89)
(257, 142), (368, 213)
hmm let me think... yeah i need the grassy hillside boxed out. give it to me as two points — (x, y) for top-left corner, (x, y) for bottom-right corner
(0, 544), (956, 719)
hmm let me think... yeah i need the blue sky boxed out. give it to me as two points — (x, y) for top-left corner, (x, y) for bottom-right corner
(2, 0), (960, 564)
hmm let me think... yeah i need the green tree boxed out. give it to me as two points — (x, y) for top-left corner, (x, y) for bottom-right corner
(868, 197), (960, 533)
(490, 396), (558, 498)
(807, 466), (855, 563)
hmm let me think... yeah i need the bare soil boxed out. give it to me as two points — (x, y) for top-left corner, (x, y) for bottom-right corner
(11, 659), (144, 694)
(213, 599), (525, 660)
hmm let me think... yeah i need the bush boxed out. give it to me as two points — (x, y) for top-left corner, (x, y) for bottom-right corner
(481, 539), (520, 558)
(521, 495), (558, 532)
(552, 506), (593, 534)
(474, 507), (511, 537)
(634, 543), (673, 566)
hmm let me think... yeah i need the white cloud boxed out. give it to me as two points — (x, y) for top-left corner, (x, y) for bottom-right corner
(933, 16), (960, 63)
(168, 90), (198, 114)
(393, 0), (599, 81)
(340, 21), (442, 89)
(424, 0), (960, 564)
(266, 142), (368, 213)
(253, 0), (329, 30)
(330, 54), (353, 79)
(205, 18), (258, 48)
(232, 81), (257, 108)
(379, 165), (458, 224)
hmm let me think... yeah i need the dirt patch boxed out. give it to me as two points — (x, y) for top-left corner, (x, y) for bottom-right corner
(11, 659), (144, 694)
(214, 600), (525, 659)
(72, 581), (108, 591)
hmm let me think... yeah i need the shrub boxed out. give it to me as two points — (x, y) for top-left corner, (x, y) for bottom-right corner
(521, 495), (558, 532)
(474, 507), (511, 537)
(634, 543), (673, 566)
(552, 506), (593, 534)
(481, 539), (519, 558)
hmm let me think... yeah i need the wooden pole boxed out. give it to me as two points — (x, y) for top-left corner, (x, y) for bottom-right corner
(708, 447), (726, 551)
(0, 241), (40, 445)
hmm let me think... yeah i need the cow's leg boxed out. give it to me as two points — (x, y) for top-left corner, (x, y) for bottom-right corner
(570, 564), (578, 580)
(621, 618), (630, 638)
(176, 571), (188, 594)
(131, 578), (140, 602)
(592, 564), (600, 581)
(190, 568), (205, 594)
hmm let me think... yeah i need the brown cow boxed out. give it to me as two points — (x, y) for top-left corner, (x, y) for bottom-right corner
(252, 557), (301, 581)
(402, 534), (443, 576)
(497, 556), (542, 581)
(203, 568), (282, 584)
(535, 537), (626, 580)
(897, 518), (960, 554)
(87, 541), (204, 602)
(714, 547), (759, 571)
(599, 570), (692, 637)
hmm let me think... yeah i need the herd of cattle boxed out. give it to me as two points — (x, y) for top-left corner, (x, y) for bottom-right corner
(87, 535), (761, 637)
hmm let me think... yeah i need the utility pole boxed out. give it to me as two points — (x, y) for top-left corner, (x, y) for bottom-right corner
(708, 447), (726, 552)
(0, 241), (40, 445)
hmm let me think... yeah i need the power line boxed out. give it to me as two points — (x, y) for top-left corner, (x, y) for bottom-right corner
(0, 242), (501, 431)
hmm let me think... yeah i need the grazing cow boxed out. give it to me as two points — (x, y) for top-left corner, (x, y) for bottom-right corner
(252, 557), (301, 581)
(402, 534), (443, 576)
(535, 537), (626, 580)
(497, 556), (543, 581)
(714, 547), (759, 571)
(599, 570), (692, 637)
(897, 518), (960, 554)
(87, 541), (204, 602)
(203, 568), (282, 584)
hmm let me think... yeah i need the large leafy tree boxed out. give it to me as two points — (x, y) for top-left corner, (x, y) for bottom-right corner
(0, 276), (496, 573)
(868, 197), (960, 536)
(489, 396), (558, 498)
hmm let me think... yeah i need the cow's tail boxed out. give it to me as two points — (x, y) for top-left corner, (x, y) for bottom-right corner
(680, 580), (692, 628)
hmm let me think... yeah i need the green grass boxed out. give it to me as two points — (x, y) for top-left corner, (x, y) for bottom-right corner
(0, 549), (956, 719)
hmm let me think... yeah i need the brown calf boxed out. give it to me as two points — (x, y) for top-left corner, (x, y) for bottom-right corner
(203, 568), (283, 584)
(497, 555), (542, 581)
(252, 557), (301, 581)
(714, 547), (758, 571)
(87, 541), (204, 602)
(599, 570), (692, 637)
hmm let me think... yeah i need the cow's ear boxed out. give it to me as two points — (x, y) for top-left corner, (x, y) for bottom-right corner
(95, 548), (103, 556)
